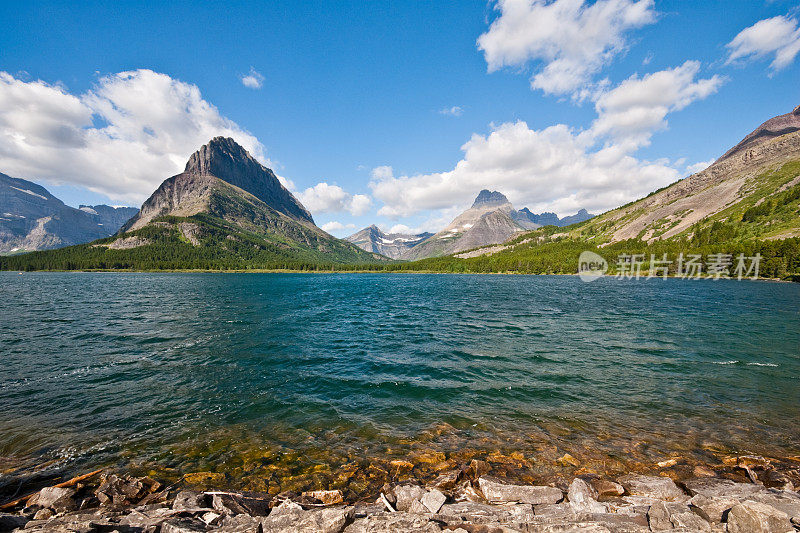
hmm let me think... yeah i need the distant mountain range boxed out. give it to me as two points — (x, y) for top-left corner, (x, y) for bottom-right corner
(0, 172), (138, 254)
(3, 105), (799, 273)
(1, 137), (379, 269)
(345, 225), (432, 259)
(347, 190), (594, 260)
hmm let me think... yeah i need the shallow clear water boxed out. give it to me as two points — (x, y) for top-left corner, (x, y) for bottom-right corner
(1, 272), (798, 490)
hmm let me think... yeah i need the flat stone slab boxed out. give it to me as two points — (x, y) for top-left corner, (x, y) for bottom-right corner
(478, 476), (563, 505)
(683, 478), (763, 499)
(618, 474), (685, 501)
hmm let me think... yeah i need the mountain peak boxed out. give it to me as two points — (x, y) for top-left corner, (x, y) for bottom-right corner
(182, 137), (314, 224)
(472, 190), (509, 208)
(185, 137), (257, 176)
(720, 103), (800, 161)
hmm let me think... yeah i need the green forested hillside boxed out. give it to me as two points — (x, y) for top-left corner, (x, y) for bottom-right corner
(0, 214), (381, 271)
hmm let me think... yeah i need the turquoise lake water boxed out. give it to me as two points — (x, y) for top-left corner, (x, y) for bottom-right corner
(1, 272), (798, 491)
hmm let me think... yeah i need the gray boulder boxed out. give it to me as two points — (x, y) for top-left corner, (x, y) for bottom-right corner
(215, 513), (263, 533)
(172, 491), (211, 513)
(618, 475), (685, 501)
(343, 511), (441, 532)
(392, 485), (426, 511)
(683, 478), (763, 499)
(27, 487), (77, 513)
(477, 477), (563, 505)
(670, 511), (711, 531)
(568, 478), (607, 514)
(0, 513), (28, 531)
(421, 489), (447, 513)
(749, 490), (800, 523)
(260, 500), (354, 533)
(689, 494), (741, 523)
(435, 501), (535, 524)
(161, 517), (208, 532)
(726, 500), (793, 533)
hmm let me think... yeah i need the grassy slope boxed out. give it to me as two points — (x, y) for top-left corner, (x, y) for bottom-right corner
(391, 161), (800, 279)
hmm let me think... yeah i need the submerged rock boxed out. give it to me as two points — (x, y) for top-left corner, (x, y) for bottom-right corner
(589, 478), (625, 499)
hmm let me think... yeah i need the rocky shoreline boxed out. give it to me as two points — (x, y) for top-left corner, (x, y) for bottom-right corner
(2, 456), (800, 533)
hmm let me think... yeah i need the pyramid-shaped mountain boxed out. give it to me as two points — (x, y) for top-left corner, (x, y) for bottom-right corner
(6, 138), (379, 269)
(402, 190), (594, 260)
(123, 137), (314, 231)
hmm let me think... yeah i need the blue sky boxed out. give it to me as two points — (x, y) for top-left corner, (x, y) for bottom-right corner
(1, 0), (799, 236)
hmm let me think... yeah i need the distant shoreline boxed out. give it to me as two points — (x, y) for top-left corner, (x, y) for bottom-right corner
(2, 269), (795, 282)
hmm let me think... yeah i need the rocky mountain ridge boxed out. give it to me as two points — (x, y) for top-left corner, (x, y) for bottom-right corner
(345, 225), (432, 259)
(14, 137), (380, 267)
(400, 190), (594, 260)
(123, 137), (313, 232)
(573, 104), (800, 243)
(0, 172), (138, 254)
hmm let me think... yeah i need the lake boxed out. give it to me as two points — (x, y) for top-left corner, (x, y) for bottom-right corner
(1, 272), (798, 496)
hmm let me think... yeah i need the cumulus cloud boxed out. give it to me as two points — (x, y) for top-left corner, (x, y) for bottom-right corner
(439, 106), (464, 117)
(477, 0), (656, 97)
(591, 61), (724, 149)
(726, 15), (800, 72)
(240, 67), (265, 89)
(320, 221), (356, 234)
(370, 121), (678, 218)
(0, 70), (265, 204)
(371, 61), (721, 219)
(686, 159), (715, 174)
(296, 182), (372, 216)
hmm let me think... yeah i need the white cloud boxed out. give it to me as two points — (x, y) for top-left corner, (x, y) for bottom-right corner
(371, 61), (721, 220)
(439, 106), (464, 117)
(388, 224), (413, 234)
(591, 61), (724, 149)
(276, 174), (296, 191)
(477, 0), (656, 97)
(296, 182), (372, 216)
(320, 221), (356, 234)
(726, 15), (800, 72)
(370, 120), (679, 218)
(240, 67), (265, 89)
(686, 159), (715, 174)
(0, 70), (265, 204)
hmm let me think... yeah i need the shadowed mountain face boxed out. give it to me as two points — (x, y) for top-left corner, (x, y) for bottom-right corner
(184, 137), (313, 224)
(514, 208), (594, 228)
(472, 189), (511, 207)
(124, 137), (314, 232)
(0, 172), (137, 253)
(345, 225), (432, 259)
